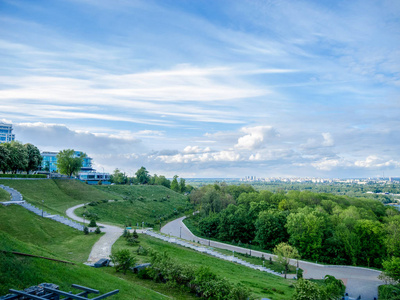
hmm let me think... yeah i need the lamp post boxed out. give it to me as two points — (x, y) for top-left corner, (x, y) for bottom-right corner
(249, 241), (252, 256)
(42, 200), (44, 217)
(83, 214), (86, 225)
(180, 226), (182, 238)
(208, 232), (211, 246)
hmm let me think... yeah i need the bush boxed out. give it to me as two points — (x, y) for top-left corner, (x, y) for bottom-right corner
(95, 227), (101, 234)
(110, 249), (136, 274)
(83, 226), (89, 235)
(88, 219), (97, 227)
(127, 237), (140, 246)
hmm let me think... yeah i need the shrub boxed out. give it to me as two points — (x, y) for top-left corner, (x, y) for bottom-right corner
(132, 229), (139, 239)
(95, 227), (101, 234)
(88, 219), (97, 227)
(110, 249), (136, 274)
(83, 226), (89, 235)
(127, 237), (140, 246)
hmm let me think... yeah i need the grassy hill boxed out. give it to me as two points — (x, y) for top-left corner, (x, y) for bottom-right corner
(0, 188), (10, 202)
(112, 234), (295, 300)
(0, 179), (119, 216)
(75, 185), (191, 227)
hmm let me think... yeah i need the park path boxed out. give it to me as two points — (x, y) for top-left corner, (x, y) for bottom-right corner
(66, 204), (144, 263)
(161, 216), (383, 300)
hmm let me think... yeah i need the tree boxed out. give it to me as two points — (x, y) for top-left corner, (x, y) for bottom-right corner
(255, 210), (288, 250)
(380, 257), (400, 284)
(135, 166), (150, 184)
(5, 141), (28, 173)
(0, 143), (10, 173)
(56, 149), (86, 177)
(110, 249), (136, 274)
(171, 175), (179, 192)
(179, 178), (186, 193)
(385, 216), (400, 257)
(24, 143), (42, 174)
(111, 168), (127, 184)
(273, 242), (300, 279)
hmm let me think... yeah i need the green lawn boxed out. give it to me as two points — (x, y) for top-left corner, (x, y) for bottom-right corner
(112, 234), (296, 300)
(0, 187), (10, 202)
(0, 179), (122, 216)
(0, 232), (168, 299)
(0, 205), (101, 263)
(75, 185), (191, 227)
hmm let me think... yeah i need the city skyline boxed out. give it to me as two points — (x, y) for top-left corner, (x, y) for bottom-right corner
(1, 0), (399, 178)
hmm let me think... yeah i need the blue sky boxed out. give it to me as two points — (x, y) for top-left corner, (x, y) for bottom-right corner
(1, 0), (399, 178)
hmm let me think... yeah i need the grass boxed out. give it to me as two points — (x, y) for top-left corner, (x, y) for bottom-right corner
(75, 185), (191, 227)
(112, 234), (296, 300)
(0, 204), (101, 263)
(0, 233), (168, 299)
(0, 179), (118, 216)
(0, 188), (10, 202)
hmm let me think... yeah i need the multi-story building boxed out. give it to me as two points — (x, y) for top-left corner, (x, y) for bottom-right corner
(0, 122), (15, 143)
(40, 151), (93, 173)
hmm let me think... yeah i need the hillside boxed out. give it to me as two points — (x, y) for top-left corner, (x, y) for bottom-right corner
(75, 185), (192, 227)
(0, 179), (119, 216)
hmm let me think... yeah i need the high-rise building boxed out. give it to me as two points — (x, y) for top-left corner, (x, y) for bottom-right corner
(0, 122), (15, 143)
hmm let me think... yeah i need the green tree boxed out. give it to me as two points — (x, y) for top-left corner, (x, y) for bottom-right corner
(273, 242), (300, 279)
(110, 249), (136, 274)
(135, 166), (150, 184)
(380, 257), (400, 284)
(286, 207), (326, 261)
(385, 216), (400, 257)
(24, 143), (42, 174)
(179, 178), (186, 193)
(56, 149), (86, 177)
(255, 210), (288, 250)
(171, 175), (179, 192)
(6, 141), (28, 173)
(111, 168), (127, 184)
(292, 278), (324, 300)
(155, 175), (171, 188)
(0, 143), (10, 173)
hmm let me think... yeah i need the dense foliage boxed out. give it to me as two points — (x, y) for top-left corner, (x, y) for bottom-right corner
(0, 142), (42, 174)
(140, 250), (254, 300)
(56, 149), (86, 177)
(110, 166), (193, 193)
(190, 183), (400, 268)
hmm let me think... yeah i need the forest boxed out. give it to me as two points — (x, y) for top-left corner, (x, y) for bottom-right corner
(188, 183), (400, 269)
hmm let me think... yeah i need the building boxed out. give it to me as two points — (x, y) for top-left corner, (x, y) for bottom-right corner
(0, 122), (15, 143)
(78, 171), (111, 185)
(40, 151), (93, 173)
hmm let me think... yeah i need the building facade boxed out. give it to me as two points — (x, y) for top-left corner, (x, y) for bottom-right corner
(78, 171), (111, 185)
(0, 122), (15, 143)
(41, 151), (93, 173)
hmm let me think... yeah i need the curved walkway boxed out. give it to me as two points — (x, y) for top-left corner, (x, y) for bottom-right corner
(66, 204), (144, 263)
(161, 216), (383, 300)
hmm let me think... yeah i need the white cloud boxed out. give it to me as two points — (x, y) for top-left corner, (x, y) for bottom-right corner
(235, 126), (278, 150)
(354, 156), (400, 169)
(322, 133), (334, 147)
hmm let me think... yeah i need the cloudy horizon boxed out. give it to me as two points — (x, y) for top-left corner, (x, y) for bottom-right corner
(1, 0), (399, 178)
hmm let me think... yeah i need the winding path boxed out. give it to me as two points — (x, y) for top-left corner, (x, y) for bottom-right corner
(66, 204), (144, 263)
(161, 216), (383, 300)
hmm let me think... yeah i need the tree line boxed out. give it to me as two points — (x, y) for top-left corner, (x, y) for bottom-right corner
(189, 183), (400, 269)
(110, 166), (193, 194)
(0, 141), (42, 174)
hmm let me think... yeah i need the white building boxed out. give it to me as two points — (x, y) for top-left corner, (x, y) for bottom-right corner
(0, 122), (15, 143)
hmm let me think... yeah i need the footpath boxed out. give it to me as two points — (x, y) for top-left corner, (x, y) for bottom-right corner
(161, 216), (383, 300)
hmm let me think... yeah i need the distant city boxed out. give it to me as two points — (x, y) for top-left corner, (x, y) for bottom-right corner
(240, 175), (400, 184)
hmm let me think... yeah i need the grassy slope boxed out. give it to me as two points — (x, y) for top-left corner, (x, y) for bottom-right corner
(113, 234), (295, 300)
(0, 188), (10, 201)
(75, 185), (190, 227)
(0, 233), (167, 299)
(0, 179), (120, 216)
(0, 205), (101, 263)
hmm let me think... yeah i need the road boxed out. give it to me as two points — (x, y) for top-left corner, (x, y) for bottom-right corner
(161, 216), (383, 300)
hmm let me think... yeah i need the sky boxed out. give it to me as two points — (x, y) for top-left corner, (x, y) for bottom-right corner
(0, 0), (399, 178)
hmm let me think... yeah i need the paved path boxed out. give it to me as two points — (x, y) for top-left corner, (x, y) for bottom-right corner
(66, 204), (144, 263)
(161, 216), (383, 300)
